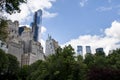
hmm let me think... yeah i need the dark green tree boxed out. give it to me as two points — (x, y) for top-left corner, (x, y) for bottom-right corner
(107, 49), (120, 69)
(19, 65), (30, 80)
(5, 54), (19, 80)
(0, 49), (8, 80)
(0, 18), (8, 41)
(27, 45), (88, 80)
(84, 53), (94, 68)
(0, 49), (20, 80)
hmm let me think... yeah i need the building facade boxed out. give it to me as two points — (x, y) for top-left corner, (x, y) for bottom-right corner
(45, 35), (59, 56)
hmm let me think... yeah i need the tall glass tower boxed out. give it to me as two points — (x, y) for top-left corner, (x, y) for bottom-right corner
(32, 9), (42, 42)
(86, 46), (91, 53)
(96, 48), (104, 53)
(77, 46), (83, 56)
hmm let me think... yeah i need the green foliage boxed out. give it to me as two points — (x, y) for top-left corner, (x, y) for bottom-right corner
(84, 53), (94, 68)
(0, 49), (20, 80)
(0, 0), (26, 14)
(0, 18), (8, 41)
(1, 46), (120, 80)
(6, 54), (20, 80)
(27, 45), (87, 80)
(19, 65), (30, 80)
(0, 49), (8, 79)
(25, 46), (120, 80)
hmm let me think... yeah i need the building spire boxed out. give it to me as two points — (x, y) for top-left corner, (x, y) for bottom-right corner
(48, 34), (52, 40)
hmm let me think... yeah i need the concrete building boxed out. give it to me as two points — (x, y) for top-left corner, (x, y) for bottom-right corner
(86, 46), (91, 53)
(7, 9), (45, 66)
(45, 35), (59, 56)
(77, 45), (83, 56)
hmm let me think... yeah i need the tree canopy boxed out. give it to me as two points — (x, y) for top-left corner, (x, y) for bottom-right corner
(1, 45), (120, 80)
(0, 49), (19, 80)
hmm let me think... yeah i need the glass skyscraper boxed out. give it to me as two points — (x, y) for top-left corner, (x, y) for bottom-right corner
(77, 46), (83, 55)
(96, 48), (104, 53)
(32, 9), (42, 41)
(86, 46), (91, 53)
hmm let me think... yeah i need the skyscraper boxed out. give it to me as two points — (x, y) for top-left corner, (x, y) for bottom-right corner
(45, 35), (59, 56)
(32, 9), (42, 42)
(86, 46), (91, 53)
(77, 46), (83, 56)
(96, 48), (104, 53)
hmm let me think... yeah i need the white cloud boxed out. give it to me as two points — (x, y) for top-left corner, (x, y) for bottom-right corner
(38, 26), (47, 53)
(96, 6), (112, 12)
(105, 21), (120, 39)
(5, 0), (57, 24)
(38, 26), (47, 41)
(43, 11), (58, 18)
(61, 21), (120, 56)
(41, 26), (47, 34)
(80, 0), (88, 7)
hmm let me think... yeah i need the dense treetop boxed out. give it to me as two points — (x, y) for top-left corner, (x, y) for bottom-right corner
(0, 45), (120, 80)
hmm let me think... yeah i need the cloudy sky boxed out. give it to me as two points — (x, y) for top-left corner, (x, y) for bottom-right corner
(5, 0), (120, 54)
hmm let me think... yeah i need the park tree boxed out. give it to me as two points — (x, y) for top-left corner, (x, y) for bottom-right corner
(84, 53), (94, 68)
(19, 65), (30, 80)
(87, 49), (120, 80)
(0, 19), (8, 41)
(27, 45), (88, 80)
(107, 49), (120, 69)
(0, 49), (8, 80)
(0, 49), (20, 80)
(5, 54), (19, 80)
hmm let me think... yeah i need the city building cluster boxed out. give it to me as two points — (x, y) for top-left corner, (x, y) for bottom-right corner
(0, 9), (104, 66)
(0, 9), (59, 66)
(77, 45), (104, 56)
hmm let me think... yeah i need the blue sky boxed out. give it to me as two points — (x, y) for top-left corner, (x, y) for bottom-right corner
(6, 0), (120, 54)
(43, 0), (120, 44)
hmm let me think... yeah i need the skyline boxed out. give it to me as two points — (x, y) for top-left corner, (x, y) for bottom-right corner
(4, 0), (120, 54)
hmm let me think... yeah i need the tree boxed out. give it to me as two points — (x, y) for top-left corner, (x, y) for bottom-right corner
(0, 18), (8, 41)
(107, 49), (120, 69)
(5, 54), (19, 80)
(87, 68), (120, 80)
(0, 49), (8, 80)
(84, 53), (94, 68)
(0, 49), (20, 80)
(19, 65), (30, 80)
(27, 45), (88, 80)
(0, 0), (26, 14)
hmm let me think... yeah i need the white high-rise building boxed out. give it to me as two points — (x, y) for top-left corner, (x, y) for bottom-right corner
(45, 35), (59, 56)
